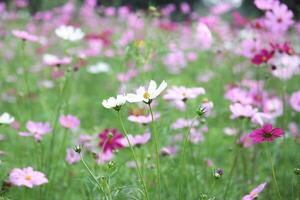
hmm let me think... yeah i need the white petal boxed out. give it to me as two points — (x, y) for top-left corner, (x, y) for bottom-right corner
(152, 80), (167, 99)
(148, 80), (157, 94)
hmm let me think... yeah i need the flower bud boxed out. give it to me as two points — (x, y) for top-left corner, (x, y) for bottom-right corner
(74, 145), (81, 154)
(294, 168), (300, 175)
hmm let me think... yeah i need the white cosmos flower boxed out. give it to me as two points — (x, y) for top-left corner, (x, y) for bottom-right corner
(0, 112), (15, 124)
(55, 25), (85, 42)
(102, 95), (127, 110)
(126, 80), (167, 104)
(87, 62), (110, 74)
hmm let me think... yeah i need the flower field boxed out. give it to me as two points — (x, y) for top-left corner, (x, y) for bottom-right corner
(0, 0), (300, 199)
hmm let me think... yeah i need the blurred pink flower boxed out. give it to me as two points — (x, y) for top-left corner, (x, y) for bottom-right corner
(254, 0), (279, 10)
(95, 151), (114, 164)
(59, 115), (80, 129)
(263, 97), (283, 118)
(242, 182), (267, 200)
(9, 167), (48, 188)
(224, 127), (238, 136)
(249, 124), (284, 143)
(98, 128), (124, 153)
(171, 118), (199, 129)
(43, 54), (72, 66)
(189, 128), (204, 144)
(12, 30), (39, 42)
(290, 91), (300, 112)
(180, 2), (190, 14)
(265, 3), (294, 34)
(65, 148), (80, 164)
(121, 132), (151, 147)
(19, 121), (52, 142)
(161, 146), (177, 156)
(239, 134), (255, 148)
(288, 122), (299, 137)
(128, 113), (160, 125)
(210, 2), (232, 15)
(230, 103), (257, 119)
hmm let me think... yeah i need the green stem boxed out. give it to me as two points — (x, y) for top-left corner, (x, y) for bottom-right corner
(264, 145), (282, 200)
(178, 116), (197, 200)
(148, 104), (161, 200)
(103, 179), (113, 200)
(118, 111), (149, 200)
(80, 153), (105, 194)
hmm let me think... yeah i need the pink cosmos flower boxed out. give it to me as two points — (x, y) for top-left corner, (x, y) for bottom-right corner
(290, 91), (300, 112)
(128, 113), (160, 125)
(225, 87), (253, 105)
(171, 118), (199, 129)
(12, 30), (39, 42)
(43, 54), (72, 67)
(164, 86), (205, 102)
(262, 97), (283, 118)
(180, 2), (190, 14)
(98, 128), (124, 153)
(59, 115), (80, 129)
(65, 148), (80, 164)
(254, 0), (279, 10)
(19, 121), (52, 142)
(95, 151), (114, 164)
(242, 182), (267, 200)
(248, 124), (284, 143)
(252, 49), (273, 65)
(288, 122), (299, 137)
(240, 39), (261, 58)
(265, 3), (294, 34)
(160, 146), (177, 156)
(9, 167), (48, 188)
(210, 2), (232, 15)
(239, 134), (255, 148)
(224, 127), (238, 136)
(189, 128), (205, 144)
(79, 134), (94, 150)
(230, 103), (257, 119)
(120, 132), (151, 147)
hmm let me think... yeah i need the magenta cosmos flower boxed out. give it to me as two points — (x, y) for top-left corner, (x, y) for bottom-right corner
(19, 121), (52, 142)
(12, 30), (39, 42)
(249, 124), (284, 143)
(9, 167), (48, 188)
(59, 115), (80, 129)
(251, 49), (273, 65)
(242, 182), (267, 200)
(290, 91), (300, 112)
(98, 128), (124, 153)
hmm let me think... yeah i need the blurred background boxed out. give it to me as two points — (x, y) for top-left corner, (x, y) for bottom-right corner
(0, 0), (300, 18)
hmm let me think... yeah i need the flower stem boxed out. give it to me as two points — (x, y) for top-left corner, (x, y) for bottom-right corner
(264, 145), (282, 200)
(148, 104), (161, 200)
(80, 153), (105, 194)
(178, 116), (197, 200)
(117, 111), (149, 200)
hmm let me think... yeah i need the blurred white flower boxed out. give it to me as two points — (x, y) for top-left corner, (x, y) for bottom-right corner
(87, 62), (110, 74)
(55, 25), (84, 42)
(126, 80), (167, 104)
(0, 112), (15, 124)
(102, 95), (127, 110)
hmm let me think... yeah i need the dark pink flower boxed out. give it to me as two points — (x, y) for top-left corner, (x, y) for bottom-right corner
(98, 128), (124, 153)
(251, 49), (273, 65)
(249, 124), (284, 143)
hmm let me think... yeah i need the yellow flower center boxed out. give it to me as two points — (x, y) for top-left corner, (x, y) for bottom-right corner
(143, 91), (150, 99)
(25, 175), (32, 181)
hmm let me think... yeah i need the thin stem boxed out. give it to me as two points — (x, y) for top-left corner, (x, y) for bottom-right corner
(117, 111), (149, 200)
(103, 179), (113, 200)
(264, 145), (282, 200)
(148, 104), (161, 200)
(80, 153), (105, 194)
(178, 116), (197, 200)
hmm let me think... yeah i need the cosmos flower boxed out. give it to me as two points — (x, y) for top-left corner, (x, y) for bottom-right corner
(19, 121), (52, 142)
(126, 80), (167, 104)
(254, 0), (279, 10)
(102, 95), (127, 111)
(171, 118), (199, 129)
(55, 25), (84, 42)
(128, 113), (160, 125)
(262, 97), (283, 118)
(239, 134), (255, 148)
(59, 115), (80, 130)
(230, 103), (258, 119)
(0, 112), (15, 124)
(290, 91), (300, 112)
(95, 151), (114, 164)
(252, 49), (273, 65)
(9, 167), (48, 188)
(43, 54), (72, 67)
(65, 148), (81, 164)
(12, 30), (39, 42)
(195, 22), (213, 50)
(248, 124), (284, 143)
(98, 128), (124, 153)
(265, 3), (294, 34)
(160, 146), (177, 156)
(87, 62), (110, 74)
(242, 182), (267, 200)
(120, 132), (151, 147)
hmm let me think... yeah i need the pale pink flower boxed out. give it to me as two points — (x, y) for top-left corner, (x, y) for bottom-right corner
(195, 22), (213, 50)
(160, 146), (177, 156)
(9, 167), (48, 188)
(180, 2), (190, 14)
(239, 134), (255, 148)
(59, 115), (80, 129)
(265, 3), (294, 34)
(210, 2), (232, 15)
(240, 38), (262, 58)
(12, 30), (39, 42)
(19, 121), (52, 142)
(224, 127), (238, 136)
(95, 151), (114, 164)
(43, 54), (72, 66)
(230, 103), (257, 119)
(128, 113), (160, 125)
(189, 128), (204, 144)
(242, 182), (267, 200)
(263, 97), (283, 118)
(65, 148), (80, 164)
(288, 122), (299, 137)
(120, 132), (151, 147)
(290, 91), (300, 112)
(254, 0), (279, 10)
(171, 118), (199, 129)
